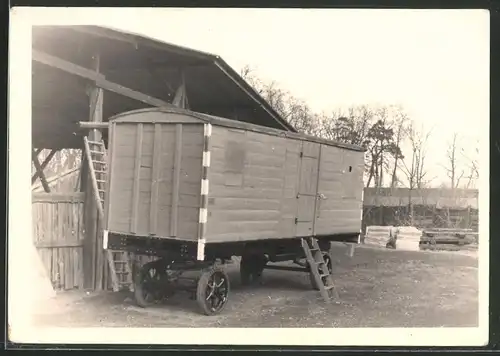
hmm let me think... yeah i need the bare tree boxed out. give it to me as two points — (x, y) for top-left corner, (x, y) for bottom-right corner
(241, 65), (410, 189)
(398, 123), (432, 224)
(461, 139), (479, 189)
(389, 107), (409, 188)
(319, 105), (405, 188)
(365, 115), (401, 188)
(399, 123), (432, 190)
(240, 65), (319, 135)
(319, 105), (374, 146)
(443, 133), (465, 189)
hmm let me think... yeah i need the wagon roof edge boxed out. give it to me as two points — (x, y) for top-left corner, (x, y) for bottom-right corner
(108, 107), (367, 152)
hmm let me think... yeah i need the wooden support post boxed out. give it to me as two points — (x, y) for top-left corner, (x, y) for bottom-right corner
(31, 149), (57, 184)
(172, 70), (188, 109)
(74, 149), (85, 192)
(82, 53), (105, 291)
(32, 149), (51, 193)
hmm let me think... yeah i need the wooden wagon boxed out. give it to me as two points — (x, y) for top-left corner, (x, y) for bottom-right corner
(89, 107), (365, 315)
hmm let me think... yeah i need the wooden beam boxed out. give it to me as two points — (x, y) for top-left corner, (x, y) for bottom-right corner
(149, 124), (161, 235)
(33, 50), (105, 82)
(213, 61), (293, 132)
(172, 70), (188, 109)
(74, 150), (85, 192)
(35, 239), (84, 249)
(31, 192), (85, 203)
(32, 167), (79, 192)
(88, 62), (104, 142)
(68, 26), (140, 48)
(32, 149), (51, 193)
(171, 124), (183, 237)
(31, 149), (57, 184)
(89, 53), (105, 292)
(130, 124), (143, 234)
(100, 80), (170, 108)
(33, 50), (173, 109)
(67, 26), (214, 61)
(79, 122), (109, 130)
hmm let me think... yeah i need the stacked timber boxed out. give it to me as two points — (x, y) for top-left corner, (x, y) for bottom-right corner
(420, 228), (478, 251)
(364, 225), (392, 247)
(395, 226), (422, 251)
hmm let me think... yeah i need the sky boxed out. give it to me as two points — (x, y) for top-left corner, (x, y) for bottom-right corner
(25, 8), (490, 187)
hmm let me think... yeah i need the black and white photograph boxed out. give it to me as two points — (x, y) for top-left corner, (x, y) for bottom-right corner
(8, 7), (489, 346)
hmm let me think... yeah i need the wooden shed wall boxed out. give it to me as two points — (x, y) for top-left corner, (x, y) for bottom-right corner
(32, 192), (85, 290)
(205, 127), (300, 242)
(107, 122), (203, 240)
(204, 126), (364, 242)
(315, 146), (364, 235)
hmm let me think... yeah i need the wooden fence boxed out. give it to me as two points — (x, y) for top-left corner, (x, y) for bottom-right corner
(362, 205), (478, 233)
(32, 192), (85, 290)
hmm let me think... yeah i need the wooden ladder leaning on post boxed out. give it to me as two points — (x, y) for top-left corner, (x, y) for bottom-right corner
(83, 137), (134, 292)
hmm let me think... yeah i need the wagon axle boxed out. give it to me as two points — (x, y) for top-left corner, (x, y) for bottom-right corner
(132, 247), (336, 315)
(133, 259), (232, 315)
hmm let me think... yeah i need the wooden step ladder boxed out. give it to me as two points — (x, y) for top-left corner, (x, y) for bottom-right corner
(83, 137), (134, 292)
(301, 237), (339, 302)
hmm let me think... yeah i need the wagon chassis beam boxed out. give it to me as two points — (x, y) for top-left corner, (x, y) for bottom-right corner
(262, 265), (309, 273)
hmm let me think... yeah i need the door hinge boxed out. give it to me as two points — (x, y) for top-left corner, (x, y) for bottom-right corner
(294, 218), (298, 224)
(299, 151), (304, 158)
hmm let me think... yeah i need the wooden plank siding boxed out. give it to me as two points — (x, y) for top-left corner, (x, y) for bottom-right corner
(107, 122), (203, 240)
(315, 146), (364, 235)
(32, 192), (85, 290)
(105, 108), (365, 245)
(205, 127), (364, 242)
(205, 128), (290, 241)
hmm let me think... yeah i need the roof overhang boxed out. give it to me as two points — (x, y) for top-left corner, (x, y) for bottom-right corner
(32, 25), (296, 149)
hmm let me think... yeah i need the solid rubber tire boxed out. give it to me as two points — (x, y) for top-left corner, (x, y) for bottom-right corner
(134, 262), (158, 308)
(196, 265), (230, 316)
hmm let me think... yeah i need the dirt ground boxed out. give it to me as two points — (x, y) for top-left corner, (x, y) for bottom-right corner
(33, 244), (479, 328)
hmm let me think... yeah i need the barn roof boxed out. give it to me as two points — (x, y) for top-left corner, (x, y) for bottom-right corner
(32, 25), (296, 149)
(363, 187), (479, 210)
(108, 107), (366, 152)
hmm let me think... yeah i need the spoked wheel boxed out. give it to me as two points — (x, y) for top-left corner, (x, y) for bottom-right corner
(196, 265), (230, 316)
(134, 262), (170, 308)
(240, 254), (266, 286)
(310, 252), (333, 290)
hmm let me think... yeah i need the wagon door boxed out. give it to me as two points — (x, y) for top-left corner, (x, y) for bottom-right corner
(295, 141), (321, 237)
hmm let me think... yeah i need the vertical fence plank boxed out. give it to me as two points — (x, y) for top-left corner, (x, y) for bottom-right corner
(32, 192), (85, 291)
